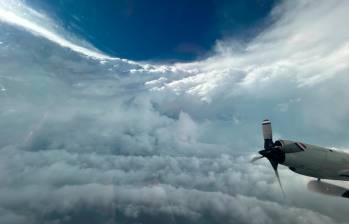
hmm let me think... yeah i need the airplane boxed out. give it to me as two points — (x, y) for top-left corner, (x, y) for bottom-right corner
(251, 119), (349, 196)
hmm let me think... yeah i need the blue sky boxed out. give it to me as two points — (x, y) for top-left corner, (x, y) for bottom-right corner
(27, 0), (276, 61)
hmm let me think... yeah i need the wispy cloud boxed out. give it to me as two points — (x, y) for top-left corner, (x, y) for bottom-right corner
(0, 0), (114, 60)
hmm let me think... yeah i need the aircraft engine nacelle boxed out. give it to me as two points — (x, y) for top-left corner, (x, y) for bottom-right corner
(274, 140), (305, 153)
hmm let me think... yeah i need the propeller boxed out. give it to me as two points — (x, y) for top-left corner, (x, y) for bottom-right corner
(250, 155), (264, 163)
(252, 119), (286, 196)
(264, 154), (285, 196)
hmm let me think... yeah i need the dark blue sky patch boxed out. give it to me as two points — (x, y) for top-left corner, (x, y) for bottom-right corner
(27, 0), (277, 61)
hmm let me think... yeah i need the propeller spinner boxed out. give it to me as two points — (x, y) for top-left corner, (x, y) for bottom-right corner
(251, 119), (286, 196)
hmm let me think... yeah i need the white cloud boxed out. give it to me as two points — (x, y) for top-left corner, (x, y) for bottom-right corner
(152, 0), (349, 99)
(0, 0), (114, 60)
(0, 0), (349, 223)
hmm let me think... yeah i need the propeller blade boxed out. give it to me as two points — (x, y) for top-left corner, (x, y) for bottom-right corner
(262, 119), (274, 149)
(250, 155), (264, 163)
(267, 157), (285, 197)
